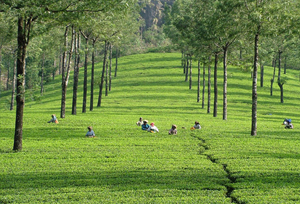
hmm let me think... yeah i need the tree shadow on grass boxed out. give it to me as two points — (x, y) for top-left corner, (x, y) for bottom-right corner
(0, 170), (227, 194)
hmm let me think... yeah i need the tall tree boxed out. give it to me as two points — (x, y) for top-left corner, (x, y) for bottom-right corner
(61, 25), (75, 118)
(80, 30), (91, 113)
(72, 32), (81, 115)
(241, 0), (294, 135)
(90, 37), (97, 111)
(97, 40), (108, 107)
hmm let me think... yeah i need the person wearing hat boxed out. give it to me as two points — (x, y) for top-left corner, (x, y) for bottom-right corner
(141, 120), (150, 131)
(169, 124), (177, 135)
(48, 114), (59, 124)
(191, 121), (201, 130)
(150, 122), (159, 133)
(86, 126), (96, 137)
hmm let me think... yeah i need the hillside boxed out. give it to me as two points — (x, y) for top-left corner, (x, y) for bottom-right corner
(0, 53), (300, 203)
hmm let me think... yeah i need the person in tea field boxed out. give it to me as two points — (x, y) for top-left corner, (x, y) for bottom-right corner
(282, 119), (294, 129)
(141, 120), (150, 131)
(149, 122), (159, 133)
(169, 124), (177, 135)
(136, 117), (143, 126)
(48, 114), (59, 124)
(191, 121), (201, 130)
(86, 126), (96, 137)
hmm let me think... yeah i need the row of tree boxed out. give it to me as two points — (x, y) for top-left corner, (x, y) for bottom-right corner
(0, 0), (148, 151)
(164, 0), (300, 136)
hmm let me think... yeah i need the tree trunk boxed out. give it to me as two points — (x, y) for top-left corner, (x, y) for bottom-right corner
(60, 26), (69, 118)
(90, 38), (96, 111)
(202, 63), (205, 109)
(6, 55), (10, 90)
(40, 53), (45, 95)
(260, 63), (264, 87)
(105, 56), (109, 96)
(181, 50), (184, 67)
(82, 37), (89, 113)
(53, 58), (56, 80)
(213, 53), (218, 117)
(114, 47), (118, 77)
(0, 45), (2, 94)
(10, 58), (17, 111)
(197, 60), (200, 102)
(207, 56), (211, 114)
(223, 46), (228, 121)
(185, 55), (189, 81)
(72, 32), (80, 115)
(61, 26), (74, 118)
(183, 54), (186, 74)
(278, 50), (284, 103)
(14, 16), (31, 151)
(251, 27), (260, 136)
(97, 41), (108, 107)
(59, 47), (62, 75)
(270, 58), (276, 96)
(189, 56), (192, 90)
(109, 43), (112, 91)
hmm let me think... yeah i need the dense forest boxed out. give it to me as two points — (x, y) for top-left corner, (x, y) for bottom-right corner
(1, 0), (300, 149)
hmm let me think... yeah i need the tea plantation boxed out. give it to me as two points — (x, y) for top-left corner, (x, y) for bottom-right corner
(0, 53), (300, 203)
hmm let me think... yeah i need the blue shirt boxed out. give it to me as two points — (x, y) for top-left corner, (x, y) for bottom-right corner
(141, 124), (150, 130)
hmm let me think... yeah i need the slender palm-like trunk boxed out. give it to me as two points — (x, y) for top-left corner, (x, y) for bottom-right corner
(213, 53), (218, 117)
(197, 61), (200, 102)
(251, 26), (260, 136)
(97, 41), (108, 107)
(207, 56), (211, 114)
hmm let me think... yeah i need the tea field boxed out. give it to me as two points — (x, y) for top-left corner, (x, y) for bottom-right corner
(0, 53), (300, 203)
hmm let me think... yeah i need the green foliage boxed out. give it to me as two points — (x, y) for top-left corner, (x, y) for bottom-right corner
(1, 53), (300, 203)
